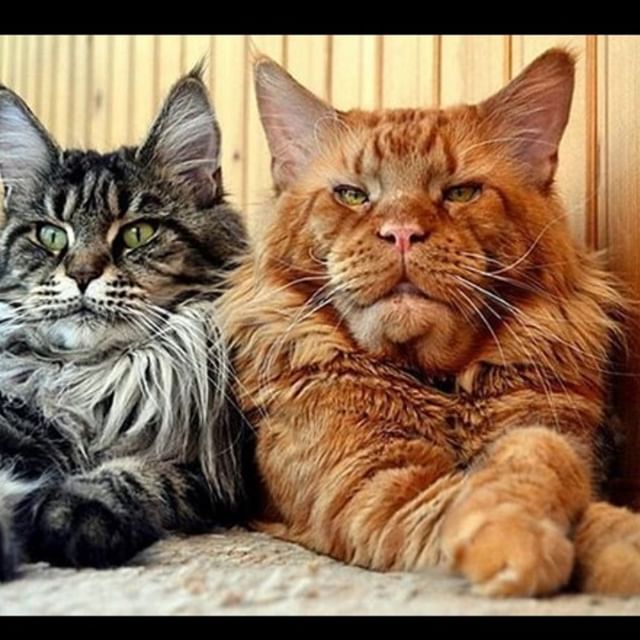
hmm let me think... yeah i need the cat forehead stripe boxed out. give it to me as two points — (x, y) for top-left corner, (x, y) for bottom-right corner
(81, 170), (97, 207)
(62, 187), (78, 221)
(107, 181), (125, 218)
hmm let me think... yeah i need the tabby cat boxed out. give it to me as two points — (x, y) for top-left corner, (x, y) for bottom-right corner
(220, 49), (640, 596)
(0, 68), (249, 581)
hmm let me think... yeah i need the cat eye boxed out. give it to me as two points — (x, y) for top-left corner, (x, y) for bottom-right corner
(443, 184), (481, 203)
(121, 222), (157, 249)
(36, 224), (68, 253)
(334, 185), (369, 207)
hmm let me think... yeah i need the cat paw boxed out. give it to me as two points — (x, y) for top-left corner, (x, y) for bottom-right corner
(574, 502), (640, 595)
(27, 486), (161, 569)
(441, 502), (574, 597)
(0, 519), (18, 582)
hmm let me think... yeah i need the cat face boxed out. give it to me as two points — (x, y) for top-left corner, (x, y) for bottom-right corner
(254, 50), (577, 373)
(0, 69), (246, 356)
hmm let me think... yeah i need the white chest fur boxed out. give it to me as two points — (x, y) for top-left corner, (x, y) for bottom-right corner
(0, 303), (237, 499)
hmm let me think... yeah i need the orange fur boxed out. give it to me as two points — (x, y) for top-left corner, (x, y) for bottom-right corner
(219, 49), (635, 597)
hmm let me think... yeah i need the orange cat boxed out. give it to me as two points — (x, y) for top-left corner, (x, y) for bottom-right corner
(220, 49), (640, 596)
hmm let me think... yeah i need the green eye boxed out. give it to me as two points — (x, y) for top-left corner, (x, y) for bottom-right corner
(444, 184), (481, 203)
(37, 224), (68, 252)
(122, 222), (156, 249)
(334, 185), (369, 207)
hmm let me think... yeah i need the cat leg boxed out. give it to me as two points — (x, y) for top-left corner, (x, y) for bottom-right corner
(0, 395), (73, 580)
(25, 456), (226, 569)
(440, 427), (591, 597)
(0, 467), (41, 581)
(0, 393), (75, 478)
(573, 501), (640, 595)
(271, 435), (466, 572)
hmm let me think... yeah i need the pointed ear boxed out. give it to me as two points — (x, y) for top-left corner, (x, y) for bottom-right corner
(254, 55), (338, 190)
(478, 48), (575, 187)
(137, 66), (222, 207)
(0, 87), (59, 206)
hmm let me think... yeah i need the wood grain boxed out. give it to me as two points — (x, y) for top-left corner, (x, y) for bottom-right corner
(245, 35), (284, 225)
(381, 36), (437, 108)
(213, 36), (247, 213)
(440, 36), (507, 105)
(601, 36), (640, 508)
(331, 35), (382, 110)
(285, 35), (331, 101)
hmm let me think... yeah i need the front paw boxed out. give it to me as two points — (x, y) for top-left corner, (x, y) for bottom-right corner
(0, 519), (18, 581)
(27, 486), (161, 569)
(441, 502), (574, 597)
(574, 502), (640, 595)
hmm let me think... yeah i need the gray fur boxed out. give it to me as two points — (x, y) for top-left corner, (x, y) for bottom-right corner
(0, 68), (250, 579)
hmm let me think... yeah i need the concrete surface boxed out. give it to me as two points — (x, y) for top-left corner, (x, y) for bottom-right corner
(1, 528), (640, 615)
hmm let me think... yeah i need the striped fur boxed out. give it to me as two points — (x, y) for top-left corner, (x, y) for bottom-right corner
(0, 69), (251, 579)
(219, 49), (640, 597)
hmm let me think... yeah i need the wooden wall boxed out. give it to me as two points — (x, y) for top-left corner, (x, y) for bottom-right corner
(0, 35), (639, 505)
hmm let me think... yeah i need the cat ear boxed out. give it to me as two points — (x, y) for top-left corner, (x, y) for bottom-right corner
(479, 48), (575, 186)
(0, 87), (59, 205)
(137, 65), (222, 207)
(254, 55), (338, 190)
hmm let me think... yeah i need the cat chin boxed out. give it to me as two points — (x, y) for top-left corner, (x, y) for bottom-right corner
(345, 294), (451, 346)
(344, 294), (474, 372)
(41, 318), (132, 355)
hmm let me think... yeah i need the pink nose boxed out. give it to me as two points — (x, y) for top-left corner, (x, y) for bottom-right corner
(378, 223), (426, 253)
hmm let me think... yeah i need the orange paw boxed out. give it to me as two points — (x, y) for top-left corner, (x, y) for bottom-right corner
(575, 502), (640, 595)
(442, 503), (574, 597)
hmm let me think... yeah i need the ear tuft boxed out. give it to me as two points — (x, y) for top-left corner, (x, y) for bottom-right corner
(138, 72), (222, 207)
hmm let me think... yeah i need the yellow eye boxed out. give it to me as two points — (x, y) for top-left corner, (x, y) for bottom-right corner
(334, 185), (369, 207)
(444, 184), (481, 203)
(37, 224), (68, 252)
(121, 222), (156, 249)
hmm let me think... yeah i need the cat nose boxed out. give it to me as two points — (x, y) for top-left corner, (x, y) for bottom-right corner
(67, 265), (104, 293)
(66, 258), (107, 294)
(377, 223), (427, 253)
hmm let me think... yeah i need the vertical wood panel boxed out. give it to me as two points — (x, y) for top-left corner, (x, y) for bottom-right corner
(24, 36), (39, 109)
(131, 35), (156, 144)
(109, 35), (132, 147)
(156, 36), (183, 109)
(19, 37), (30, 102)
(67, 36), (89, 148)
(440, 36), (507, 105)
(5, 37), (17, 89)
(52, 36), (72, 147)
(12, 36), (25, 98)
(512, 36), (589, 244)
(585, 35), (599, 249)
(285, 35), (331, 101)
(245, 35), (284, 226)
(37, 36), (57, 134)
(597, 35), (609, 250)
(381, 36), (436, 108)
(32, 36), (45, 122)
(603, 36), (640, 508)
(0, 36), (7, 83)
(213, 36), (247, 213)
(88, 35), (111, 151)
(331, 35), (382, 110)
